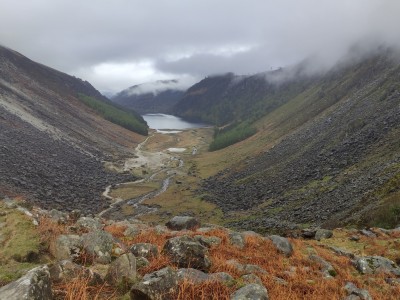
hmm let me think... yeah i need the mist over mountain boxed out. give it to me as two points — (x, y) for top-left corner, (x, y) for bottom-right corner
(112, 80), (186, 114)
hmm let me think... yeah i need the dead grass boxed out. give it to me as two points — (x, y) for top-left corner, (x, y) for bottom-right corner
(53, 273), (116, 300)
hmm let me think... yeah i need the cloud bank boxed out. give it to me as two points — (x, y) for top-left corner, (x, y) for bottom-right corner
(0, 0), (399, 93)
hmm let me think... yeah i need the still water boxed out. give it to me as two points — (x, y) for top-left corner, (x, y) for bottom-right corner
(142, 114), (208, 130)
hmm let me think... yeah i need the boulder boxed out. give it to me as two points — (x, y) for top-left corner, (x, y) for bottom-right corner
(130, 243), (158, 259)
(105, 253), (136, 289)
(314, 229), (333, 241)
(230, 283), (269, 300)
(165, 216), (200, 231)
(353, 256), (400, 276)
(309, 254), (336, 278)
(209, 272), (234, 284)
(226, 260), (267, 275)
(136, 257), (150, 269)
(344, 282), (372, 300)
(52, 234), (82, 260)
(81, 230), (114, 264)
(194, 235), (222, 248)
(241, 274), (263, 285)
(301, 228), (316, 239)
(130, 267), (179, 300)
(0, 265), (52, 300)
(48, 260), (102, 285)
(229, 232), (246, 249)
(76, 217), (103, 231)
(177, 268), (210, 284)
(359, 229), (376, 238)
(162, 236), (211, 271)
(268, 235), (293, 257)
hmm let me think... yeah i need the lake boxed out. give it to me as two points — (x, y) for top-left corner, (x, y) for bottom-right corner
(142, 114), (208, 131)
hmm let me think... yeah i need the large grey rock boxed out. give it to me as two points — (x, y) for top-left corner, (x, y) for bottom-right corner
(130, 267), (179, 300)
(229, 232), (245, 249)
(165, 216), (200, 231)
(82, 230), (114, 264)
(194, 235), (222, 248)
(177, 268), (210, 284)
(76, 217), (103, 231)
(52, 234), (82, 260)
(0, 265), (52, 300)
(353, 256), (400, 276)
(268, 235), (293, 257)
(309, 254), (336, 278)
(48, 260), (102, 286)
(209, 272), (234, 284)
(226, 260), (267, 275)
(230, 283), (269, 300)
(162, 236), (211, 271)
(314, 229), (333, 241)
(130, 243), (158, 258)
(344, 282), (372, 300)
(241, 274), (263, 285)
(105, 253), (136, 288)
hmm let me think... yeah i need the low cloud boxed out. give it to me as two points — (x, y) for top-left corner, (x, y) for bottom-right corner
(1, 0), (400, 93)
(124, 77), (198, 96)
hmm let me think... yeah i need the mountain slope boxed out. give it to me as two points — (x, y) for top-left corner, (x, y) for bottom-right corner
(112, 80), (185, 114)
(172, 69), (316, 126)
(0, 45), (146, 213)
(195, 49), (400, 232)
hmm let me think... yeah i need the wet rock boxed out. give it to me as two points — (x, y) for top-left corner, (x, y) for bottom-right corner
(130, 243), (158, 259)
(165, 216), (200, 231)
(0, 265), (52, 300)
(314, 229), (333, 241)
(130, 267), (179, 300)
(230, 283), (269, 300)
(105, 253), (136, 288)
(81, 230), (114, 264)
(268, 235), (293, 257)
(52, 234), (82, 260)
(344, 282), (372, 300)
(162, 236), (211, 271)
(353, 256), (400, 276)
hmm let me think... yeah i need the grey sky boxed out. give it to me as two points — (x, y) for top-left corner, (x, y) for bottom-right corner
(0, 0), (399, 94)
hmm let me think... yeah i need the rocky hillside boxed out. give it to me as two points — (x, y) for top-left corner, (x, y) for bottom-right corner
(0, 45), (146, 214)
(198, 49), (400, 232)
(112, 80), (185, 114)
(1, 197), (400, 299)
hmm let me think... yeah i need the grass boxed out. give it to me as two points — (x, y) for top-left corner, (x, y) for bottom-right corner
(109, 182), (160, 201)
(0, 200), (42, 285)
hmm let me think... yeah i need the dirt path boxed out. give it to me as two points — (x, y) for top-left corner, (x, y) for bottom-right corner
(98, 131), (185, 219)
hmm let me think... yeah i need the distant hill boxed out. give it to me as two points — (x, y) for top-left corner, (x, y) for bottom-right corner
(112, 80), (186, 114)
(0, 45), (147, 213)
